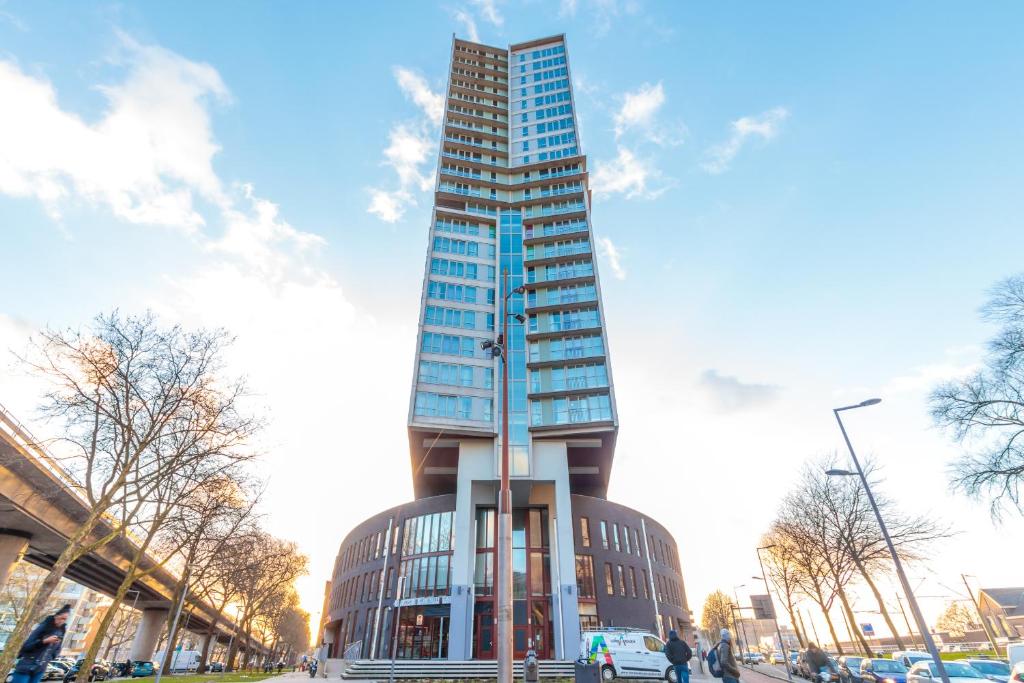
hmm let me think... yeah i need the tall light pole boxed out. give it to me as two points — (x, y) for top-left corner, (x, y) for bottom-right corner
(733, 584), (751, 657)
(828, 398), (950, 683)
(755, 546), (793, 682)
(481, 270), (525, 683)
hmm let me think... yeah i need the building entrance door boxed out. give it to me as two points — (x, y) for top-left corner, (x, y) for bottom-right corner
(474, 611), (495, 659)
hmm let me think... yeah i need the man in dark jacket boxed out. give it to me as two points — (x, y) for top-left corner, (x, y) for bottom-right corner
(663, 630), (693, 683)
(13, 605), (70, 683)
(804, 643), (832, 680)
(717, 628), (742, 683)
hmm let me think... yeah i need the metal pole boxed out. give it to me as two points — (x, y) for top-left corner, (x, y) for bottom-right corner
(895, 595), (918, 649)
(961, 575), (999, 655)
(370, 519), (394, 659)
(757, 548), (793, 681)
(834, 408), (950, 683)
(496, 268), (513, 683)
(640, 519), (660, 636)
(551, 516), (564, 661)
(389, 576), (407, 683)
(156, 578), (189, 683)
(806, 610), (821, 645)
(733, 586), (751, 658)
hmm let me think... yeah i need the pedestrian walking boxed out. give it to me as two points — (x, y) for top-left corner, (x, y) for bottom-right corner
(663, 630), (693, 683)
(276, 659), (284, 674)
(11, 605), (71, 683)
(717, 629), (742, 683)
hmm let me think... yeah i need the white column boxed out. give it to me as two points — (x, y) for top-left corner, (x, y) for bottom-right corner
(131, 608), (169, 661)
(447, 440), (494, 660)
(0, 531), (30, 589)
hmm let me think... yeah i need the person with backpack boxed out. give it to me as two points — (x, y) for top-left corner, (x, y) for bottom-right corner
(663, 630), (693, 683)
(708, 628), (742, 683)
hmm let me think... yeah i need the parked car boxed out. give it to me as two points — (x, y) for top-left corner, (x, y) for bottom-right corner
(860, 658), (909, 683)
(798, 651), (813, 679)
(908, 661), (987, 683)
(48, 662), (71, 675)
(63, 660), (109, 683)
(1008, 663), (1024, 683)
(773, 652), (787, 665)
(791, 652), (802, 676)
(894, 652), (935, 669)
(966, 660), (1011, 683)
(839, 656), (866, 683)
(744, 652), (766, 665)
(206, 662), (224, 673)
(130, 662), (154, 678)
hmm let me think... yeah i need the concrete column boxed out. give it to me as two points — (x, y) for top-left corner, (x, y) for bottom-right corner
(0, 531), (31, 589)
(130, 608), (169, 661)
(447, 440), (494, 661)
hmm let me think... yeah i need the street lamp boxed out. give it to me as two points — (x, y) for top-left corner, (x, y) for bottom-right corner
(753, 546), (793, 682)
(481, 269), (526, 683)
(829, 398), (951, 683)
(733, 584), (751, 658)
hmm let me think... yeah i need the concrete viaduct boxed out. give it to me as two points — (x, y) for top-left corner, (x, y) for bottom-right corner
(0, 405), (269, 663)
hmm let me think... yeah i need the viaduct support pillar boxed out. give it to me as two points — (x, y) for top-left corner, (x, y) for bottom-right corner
(0, 530), (31, 588)
(130, 608), (170, 661)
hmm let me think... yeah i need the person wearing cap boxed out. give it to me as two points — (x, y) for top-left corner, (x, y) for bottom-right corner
(12, 605), (70, 683)
(717, 628), (742, 683)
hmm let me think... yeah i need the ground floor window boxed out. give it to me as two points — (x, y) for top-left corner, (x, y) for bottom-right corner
(394, 606), (449, 659)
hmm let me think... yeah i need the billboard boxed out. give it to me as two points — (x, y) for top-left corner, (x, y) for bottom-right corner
(750, 594), (776, 620)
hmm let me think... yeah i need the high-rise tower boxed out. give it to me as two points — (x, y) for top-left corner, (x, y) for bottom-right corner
(323, 35), (688, 665)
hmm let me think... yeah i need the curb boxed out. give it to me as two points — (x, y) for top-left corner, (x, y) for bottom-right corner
(742, 664), (794, 683)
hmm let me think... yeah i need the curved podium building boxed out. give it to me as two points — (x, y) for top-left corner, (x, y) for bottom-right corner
(323, 34), (689, 662)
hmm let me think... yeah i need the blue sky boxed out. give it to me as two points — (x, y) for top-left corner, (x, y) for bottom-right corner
(2, 1), (1023, 635)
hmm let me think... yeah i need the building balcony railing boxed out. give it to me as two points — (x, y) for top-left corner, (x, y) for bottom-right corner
(524, 219), (589, 240)
(438, 183), (483, 198)
(522, 201), (586, 218)
(440, 166), (483, 181)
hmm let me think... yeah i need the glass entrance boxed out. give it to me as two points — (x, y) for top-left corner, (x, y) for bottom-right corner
(473, 506), (554, 659)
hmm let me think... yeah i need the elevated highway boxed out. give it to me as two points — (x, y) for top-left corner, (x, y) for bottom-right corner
(0, 404), (268, 661)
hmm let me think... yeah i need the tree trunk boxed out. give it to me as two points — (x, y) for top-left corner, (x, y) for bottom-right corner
(857, 564), (906, 650)
(76, 569), (138, 683)
(197, 610), (221, 674)
(811, 582), (844, 654)
(160, 581), (187, 676)
(785, 603), (806, 648)
(836, 585), (873, 655)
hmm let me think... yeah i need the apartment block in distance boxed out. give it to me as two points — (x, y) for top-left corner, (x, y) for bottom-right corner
(322, 34), (689, 663)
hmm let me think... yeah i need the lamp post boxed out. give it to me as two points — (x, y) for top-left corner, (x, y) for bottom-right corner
(733, 584), (751, 658)
(754, 546), (793, 682)
(481, 269), (525, 683)
(828, 398), (950, 683)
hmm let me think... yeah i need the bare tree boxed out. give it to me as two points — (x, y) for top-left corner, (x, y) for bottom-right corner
(759, 532), (807, 648)
(225, 533), (308, 672)
(931, 274), (1024, 517)
(935, 602), (980, 637)
(0, 312), (258, 676)
(700, 590), (737, 641)
(158, 477), (260, 674)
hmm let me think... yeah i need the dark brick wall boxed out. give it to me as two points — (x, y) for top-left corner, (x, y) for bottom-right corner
(570, 494), (691, 640)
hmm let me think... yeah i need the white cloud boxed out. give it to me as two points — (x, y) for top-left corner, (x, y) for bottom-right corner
(596, 236), (626, 280)
(590, 146), (668, 200)
(470, 0), (503, 27)
(612, 81), (685, 148)
(698, 369), (781, 413)
(702, 106), (789, 174)
(0, 34), (230, 230)
(453, 9), (480, 43)
(0, 32), (418, 622)
(559, 0), (579, 16)
(393, 67), (443, 126)
(366, 69), (443, 223)
(614, 81), (665, 137)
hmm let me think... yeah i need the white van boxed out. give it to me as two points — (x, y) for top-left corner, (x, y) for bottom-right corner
(580, 628), (676, 682)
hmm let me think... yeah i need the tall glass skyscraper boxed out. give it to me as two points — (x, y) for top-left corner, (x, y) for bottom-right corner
(323, 35), (688, 665)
